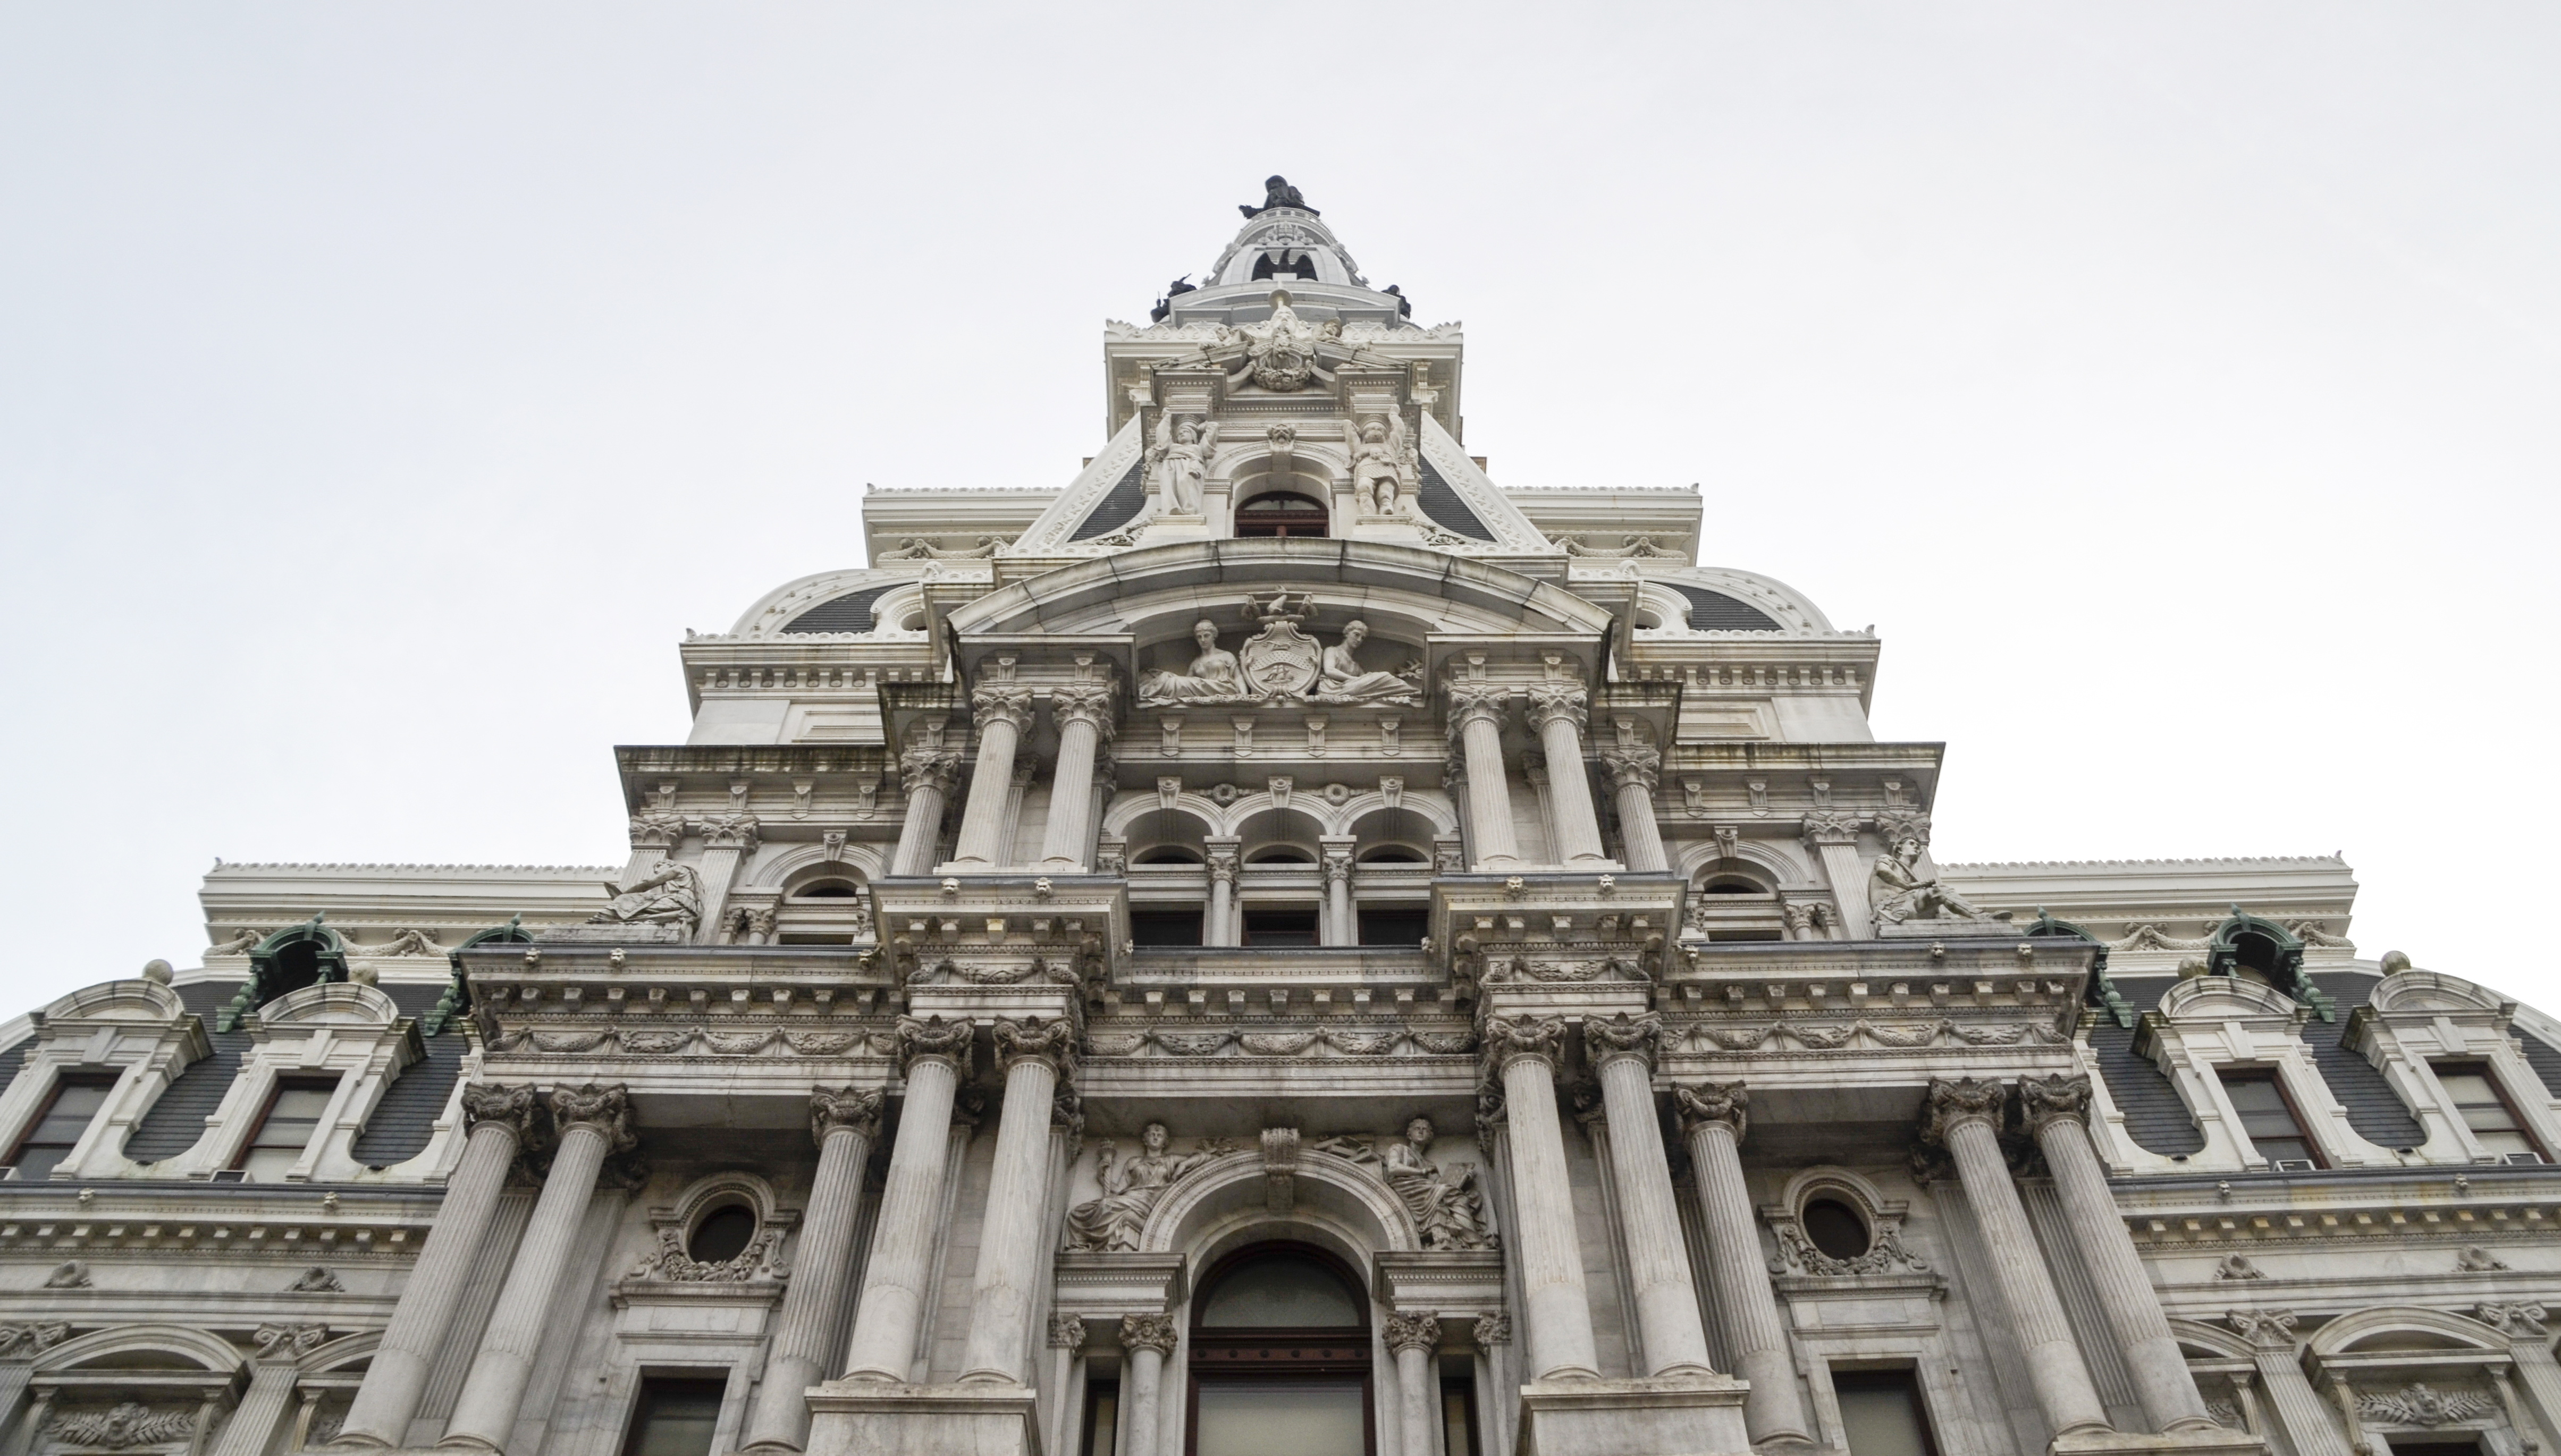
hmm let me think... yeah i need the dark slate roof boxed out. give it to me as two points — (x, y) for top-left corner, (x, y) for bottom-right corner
(1670, 585), (1781, 631)
(2306, 972), (2427, 1150)
(2521, 1029), (2561, 1101)
(1415, 457), (1493, 541)
(350, 983), (467, 1169)
(1069, 457), (1149, 541)
(782, 586), (890, 634)
(0, 1036), (28, 1103)
(2092, 976), (2205, 1156)
(124, 980), (252, 1164)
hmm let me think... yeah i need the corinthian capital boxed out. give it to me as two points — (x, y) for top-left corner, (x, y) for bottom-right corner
(810, 1086), (884, 1146)
(2226, 1308), (2299, 1349)
(899, 747), (962, 795)
(972, 683), (1037, 735)
(1384, 1310), (1442, 1355)
(460, 1082), (542, 1141)
(1445, 681), (1509, 734)
(1673, 1081), (1748, 1140)
(1523, 684), (1589, 734)
(2017, 1073), (2094, 1136)
(993, 1014), (1076, 1077)
(694, 812), (760, 851)
(1918, 1077), (2004, 1147)
(896, 1014), (974, 1074)
(1049, 680), (1119, 737)
(1583, 1011), (1663, 1071)
(1120, 1313), (1180, 1355)
(627, 808), (687, 850)
(549, 1082), (637, 1153)
(1599, 744), (1661, 791)
(1799, 810), (1862, 848)
(1482, 1015), (1566, 1073)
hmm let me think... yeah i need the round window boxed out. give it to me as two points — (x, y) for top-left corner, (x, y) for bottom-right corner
(1801, 1197), (1870, 1261)
(688, 1205), (757, 1264)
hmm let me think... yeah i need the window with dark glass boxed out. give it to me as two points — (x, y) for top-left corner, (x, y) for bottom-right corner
(1241, 909), (1320, 947)
(1189, 1246), (1371, 1456)
(1442, 1375), (1481, 1456)
(236, 1078), (340, 1181)
(1081, 1377), (1121, 1456)
(1234, 493), (1328, 538)
(618, 1377), (727, 1456)
(1358, 908), (1429, 946)
(2217, 1070), (2321, 1167)
(1833, 1369), (1939, 1456)
(687, 1205), (756, 1264)
(1802, 1198), (1871, 1260)
(2432, 1065), (2542, 1160)
(6, 1074), (117, 1181)
(1131, 910), (1206, 947)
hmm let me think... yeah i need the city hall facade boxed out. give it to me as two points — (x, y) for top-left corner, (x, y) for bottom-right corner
(3, 181), (2558, 1456)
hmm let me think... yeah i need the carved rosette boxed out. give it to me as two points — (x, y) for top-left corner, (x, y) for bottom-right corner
(1049, 1312), (1088, 1350)
(1582, 1011), (1663, 1071)
(1384, 1311), (1442, 1355)
(1445, 682), (1509, 736)
(972, 683), (1037, 737)
(1599, 744), (1661, 792)
(1673, 1081), (1749, 1141)
(1523, 684), (1589, 735)
(896, 1015), (974, 1075)
(810, 1086), (884, 1146)
(994, 1015), (1077, 1078)
(1482, 1015), (1567, 1074)
(549, 1083), (638, 1154)
(1050, 681), (1119, 741)
(1473, 1311), (1512, 1347)
(1918, 1077), (2004, 1147)
(2227, 1308), (2299, 1348)
(460, 1082), (542, 1141)
(1799, 810), (1862, 849)
(899, 747), (962, 795)
(2017, 1073), (2094, 1136)
(1120, 1313), (1180, 1356)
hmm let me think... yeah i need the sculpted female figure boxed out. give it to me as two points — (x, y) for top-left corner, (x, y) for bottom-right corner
(1382, 1116), (1492, 1249)
(1148, 415), (1217, 516)
(1064, 1122), (1224, 1251)
(1314, 620), (1421, 704)
(1137, 620), (1246, 704)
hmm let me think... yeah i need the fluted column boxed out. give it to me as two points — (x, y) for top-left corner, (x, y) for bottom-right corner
(1446, 683), (1521, 870)
(1386, 1312), (1441, 1456)
(841, 1017), (974, 1380)
(1801, 814), (1872, 938)
(339, 1085), (538, 1447)
(2478, 1306), (2561, 1454)
(441, 1083), (636, 1452)
(1526, 682), (1611, 867)
(1674, 1082), (1812, 1444)
(1484, 1015), (1599, 1380)
(1039, 678), (1116, 870)
(1600, 742), (1667, 873)
(2023, 1074), (2218, 1434)
(1120, 1315), (1178, 1456)
(1322, 839), (1355, 946)
(961, 1018), (1075, 1384)
(2228, 1311), (2350, 1456)
(1921, 1078), (2110, 1440)
(741, 1088), (884, 1452)
(211, 1326), (324, 1456)
(949, 666), (1035, 870)
(1206, 839), (1239, 946)
(892, 745), (961, 877)
(1585, 1013), (1715, 1376)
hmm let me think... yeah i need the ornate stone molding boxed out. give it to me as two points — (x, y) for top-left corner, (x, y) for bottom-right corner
(1800, 810), (1862, 848)
(1473, 1311), (1511, 1347)
(550, 1083), (638, 1153)
(1445, 682), (1509, 734)
(1385, 1310), (1442, 1355)
(1673, 1081), (1748, 1140)
(694, 812), (761, 852)
(1918, 1077), (2004, 1146)
(1050, 680), (1119, 737)
(1323, 849), (1353, 888)
(1481, 1015), (1566, 1073)
(1523, 684), (1588, 734)
(810, 1086), (884, 1146)
(1599, 744), (1660, 791)
(1583, 1011), (1663, 1071)
(2470, 1301), (2550, 1336)
(2227, 1308), (2299, 1348)
(2017, 1073), (2094, 1136)
(995, 1015), (1076, 1077)
(628, 808), (687, 851)
(2357, 1384), (2497, 1425)
(252, 1322), (329, 1364)
(972, 683), (1036, 736)
(0, 1322), (68, 1358)
(1049, 1312), (1087, 1350)
(49, 1403), (197, 1447)
(1874, 808), (1931, 850)
(899, 747), (962, 795)
(896, 1015), (974, 1074)
(461, 1082), (542, 1141)
(1121, 1313), (1179, 1355)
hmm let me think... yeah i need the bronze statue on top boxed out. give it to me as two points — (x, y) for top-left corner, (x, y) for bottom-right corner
(1241, 174), (1316, 217)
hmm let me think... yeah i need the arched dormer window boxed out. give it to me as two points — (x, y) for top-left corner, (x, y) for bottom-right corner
(1251, 251), (1321, 282)
(426, 917), (533, 1035)
(1189, 1244), (1372, 1455)
(218, 917), (351, 1031)
(2206, 908), (2334, 1021)
(2027, 908), (2135, 1028)
(1235, 492), (1328, 538)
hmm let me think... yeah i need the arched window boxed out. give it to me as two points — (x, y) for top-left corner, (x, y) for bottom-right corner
(688, 1203), (758, 1265)
(1190, 1245), (1371, 1456)
(773, 874), (872, 945)
(1235, 492), (1328, 538)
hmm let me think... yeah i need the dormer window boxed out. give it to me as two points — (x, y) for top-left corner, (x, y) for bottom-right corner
(2433, 1064), (2545, 1162)
(236, 1077), (340, 1181)
(2217, 1070), (2321, 1170)
(1235, 493), (1328, 538)
(6, 1073), (116, 1181)
(1251, 251), (1320, 282)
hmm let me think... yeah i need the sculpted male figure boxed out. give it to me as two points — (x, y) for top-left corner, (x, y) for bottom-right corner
(1351, 419), (1403, 515)
(1869, 835), (1986, 925)
(592, 861), (703, 930)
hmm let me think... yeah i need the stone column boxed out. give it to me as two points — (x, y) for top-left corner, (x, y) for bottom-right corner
(948, 667), (1035, 870)
(212, 1326), (324, 1456)
(1044, 1315), (1087, 1456)
(1120, 1315), (1179, 1456)
(2228, 1311), (2350, 1456)
(960, 1018), (1076, 1385)
(842, 1017), (975, 1380)
(441, 1083), (636, 1453)
(1446, 683), (1521, 870)
(691, 798), (760, 945)
(1483, 1015), (1599, 1381)
(1206, 839), (1240, 947)
(1321, 837), (1357, 946)
(1920, 1078), (2110, 1440)
(1386, 1312), (1441, 1456)
(1525, 682), (1610, 867)
(1600, 742), (1667, 873)
(339, 1084), (538, 1447)
(1039, 678), (1116, 871)
(1584, 1014), (1714, 1377)
(740, 1088), (884, 1453)
(1673, 1082), (1812, 1445)
(2483, 1305), (2561, 1454)
(2022, 1074), (2218, 1434)
(1801, 812), (1871, 938)
(892, 746), (961, 877)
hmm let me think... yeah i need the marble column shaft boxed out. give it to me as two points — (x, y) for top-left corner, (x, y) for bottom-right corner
(1206, 840), (1239, 947)
(1928, 1082), (2109, 1439)
(1804, 822), (1872, 939)
(2025, 1077), (2217, 1434)
(1038, 684), (1113, 870)
(950, 684), (1033, 869)
(441, 1085), (630, 1452)
(959, 1021), (1072, 1384)
(1679, 1088), (1813, 1444)
(1449, 688), (1521, 870)
(1590, 1031), (1714, 1376)
(1527, 688), (1608, 866)
(1488, 1020), (1599, 1380)
(891, 751), (958, 877)
(210, 1359), (301, 1456)
(740, 1090), (881, 1452)
(841, 1023), (968, 1380)
(1323, 850), (1354, 947)
(2233, 1317), (2351, 1456)
(1387, 1313), (1440, 1456)
(1120, 1317), (1177, 1456)
(1604, 746), (1667, 873)
(339, 1098), (528, 1447)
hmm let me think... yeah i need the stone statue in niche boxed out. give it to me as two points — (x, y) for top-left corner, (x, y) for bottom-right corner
(1869, 834), (1989, 926)
(1376, 1118), (1494, 1249)
(1313, 620), (1423, 706)
(1136, 620), (1247, 704)
(591, 861), (703, 934)
(1145, 414), (1218, 517)
(1064, 1122), (1235, 1251)
(1350, 416), (1414, 517)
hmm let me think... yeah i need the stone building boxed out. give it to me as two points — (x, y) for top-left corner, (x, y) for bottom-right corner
(3, 179), (2557, 1456)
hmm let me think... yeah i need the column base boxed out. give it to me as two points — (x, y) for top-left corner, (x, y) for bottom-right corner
(2050, 1426), (2270, 1456)
(1515, 1374), (1753, 1456)
(803, 1382), (1040, 1456)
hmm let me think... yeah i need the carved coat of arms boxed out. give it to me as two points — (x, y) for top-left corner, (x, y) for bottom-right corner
(1236, 592), (1321, 697)
(1227, 295), (1334, 392)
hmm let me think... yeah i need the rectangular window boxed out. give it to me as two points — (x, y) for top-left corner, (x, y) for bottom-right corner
(1080, 1377), (1119, 1456)
(618, 1377), (727, 1456)
(235, 1079), (339, 1181)
(1241, 909), (1319, 947)
(2433, 1066), (2542, 1160)
(1130, 910), (1205, 947)
(1833, 1369), (1940, 1456)
(1357, 908), (1429, 946)
(2217, 1070), (2321, 1168)
(1442, 1376), (1482, 1456)
(6, 1074), (117, 1181)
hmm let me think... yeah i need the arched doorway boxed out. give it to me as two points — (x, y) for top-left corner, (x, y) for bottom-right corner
(1187, 1243), (1373, 1455)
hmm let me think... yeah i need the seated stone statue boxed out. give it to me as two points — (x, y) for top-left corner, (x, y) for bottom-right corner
(1869, 837), (1987, 925)
(1240, 174), (1316, 217)
(592, 861), (703, 933)
(1136, 621), (1247, 703)
(1312, 620), (1420, 704)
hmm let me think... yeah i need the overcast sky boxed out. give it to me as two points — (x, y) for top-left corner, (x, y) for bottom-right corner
(3, 4), (2554, 1012)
